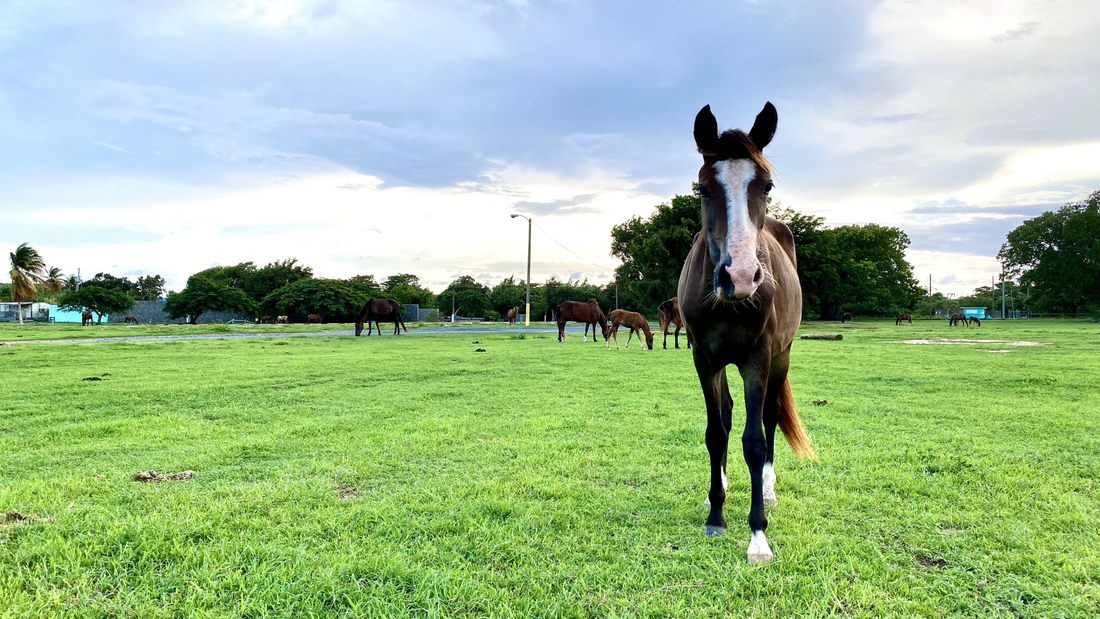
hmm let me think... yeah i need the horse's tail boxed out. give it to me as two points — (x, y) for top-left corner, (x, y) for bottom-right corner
(777, 377), (817, 462)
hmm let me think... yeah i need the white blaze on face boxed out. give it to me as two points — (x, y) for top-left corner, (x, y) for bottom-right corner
(714, 159), (758, 265)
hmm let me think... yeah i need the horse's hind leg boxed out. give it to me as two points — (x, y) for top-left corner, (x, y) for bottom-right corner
(761, 353), (790, 508)
(675, 325), (681, 349)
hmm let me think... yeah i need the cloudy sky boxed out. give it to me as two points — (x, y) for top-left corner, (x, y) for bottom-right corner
(3, 0), (1098, 296)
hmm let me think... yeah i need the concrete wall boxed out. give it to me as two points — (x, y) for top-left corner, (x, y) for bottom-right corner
(106, 300), (253, 324)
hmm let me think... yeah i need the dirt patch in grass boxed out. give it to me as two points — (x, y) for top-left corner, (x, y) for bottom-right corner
(334, 484), (358, 500)
(2, 510), (53, 525)
(134, 470), (195, 482)
(916, 555), (948, 569)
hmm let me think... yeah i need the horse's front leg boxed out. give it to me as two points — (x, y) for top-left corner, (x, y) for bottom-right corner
(696, 366), (732, 536)
(739, 349), (773, 563)
(583, 323), (589, 342)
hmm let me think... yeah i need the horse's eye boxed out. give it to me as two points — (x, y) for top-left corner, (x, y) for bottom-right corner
(699, 186), (710, 199)
(763, 182), (775, 194)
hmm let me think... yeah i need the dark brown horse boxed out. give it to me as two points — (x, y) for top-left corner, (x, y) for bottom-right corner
(840, 312), (852, 323)
(557, 299), (609, 342)
(507, 307), (519, 325)
(124, 316), (138, 324)
(258, 316), (272, 324)
(606, 309), (654, 350)
(678, 103), (816, 564)
(967, 316), (981, 327)
(657, 297), (691, 349)
(81, 310), (93, 326)
(896, 313), (912, 325)
(355, 299), (408, 336)
(949, 312), (967, 327)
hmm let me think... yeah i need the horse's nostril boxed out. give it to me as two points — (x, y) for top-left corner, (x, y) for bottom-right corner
(717, 265), (733, 287)
(752, 266), (764, 285)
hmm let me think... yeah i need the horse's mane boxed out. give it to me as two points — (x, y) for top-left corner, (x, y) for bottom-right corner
(701, 129), (773, 176)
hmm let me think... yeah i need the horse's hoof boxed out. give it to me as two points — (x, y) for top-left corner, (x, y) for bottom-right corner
(704, 524), (726, 537)
(747, 531), (773, 564)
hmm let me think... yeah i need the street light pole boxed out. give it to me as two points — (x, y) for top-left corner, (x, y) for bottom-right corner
(511, 214), (532, 326)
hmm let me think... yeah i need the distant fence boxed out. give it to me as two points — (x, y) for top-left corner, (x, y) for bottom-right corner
(403, 304), (440, 322)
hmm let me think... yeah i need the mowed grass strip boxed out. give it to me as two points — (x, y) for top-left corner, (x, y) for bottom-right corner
(1, 321), (1098, 617)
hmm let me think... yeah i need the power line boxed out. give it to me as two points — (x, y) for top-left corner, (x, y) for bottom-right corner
(530, 220), (616, 272)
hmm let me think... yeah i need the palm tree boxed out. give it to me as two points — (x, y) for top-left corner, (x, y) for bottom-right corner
(63, 274), (79, 292)
(8, 243), (47, 325)
(43, 267), (65, 299)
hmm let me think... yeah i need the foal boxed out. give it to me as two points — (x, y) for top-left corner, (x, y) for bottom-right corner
(606, 309), (654, 350)
(678, 103), (816, 564)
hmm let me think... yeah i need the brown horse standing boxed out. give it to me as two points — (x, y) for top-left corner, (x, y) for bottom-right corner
(967, 316), (981, 327)
(307, 314), (323, 324)
(896, 313), (912, 325)
(606, 309), (654, 350)
(557, 299), (609, 342)
(657, 297), (691, 349)
(124, 316), (138, 324)
(81, 310), (93, 326)
(679, 103), (815, 564)
(355, 299), (408, 336)
(949, 312), (967, 327)
(507, 307), (519, 325)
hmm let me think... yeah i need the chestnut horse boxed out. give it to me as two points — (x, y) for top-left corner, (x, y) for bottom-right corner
(81, 311), (93, 326)
(307, 314), (323, 324)
(657, 297), (691, 349)
(556, 299), (609, 342)
(507, 307), (519, 325)
(355, 299), (408, 336)
(606, 309), (654, 350)
(679, 103), (816, 564)
(896, 313), (912, 325)
(124, 316), (138, 324)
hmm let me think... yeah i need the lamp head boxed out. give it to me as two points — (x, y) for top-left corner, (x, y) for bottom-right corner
(510, 214), (518, 218)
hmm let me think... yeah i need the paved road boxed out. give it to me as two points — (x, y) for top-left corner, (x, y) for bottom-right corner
(3, 324), (658, 345)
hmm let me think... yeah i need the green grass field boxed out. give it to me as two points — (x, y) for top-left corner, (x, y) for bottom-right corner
(2, 320), (1098, 617)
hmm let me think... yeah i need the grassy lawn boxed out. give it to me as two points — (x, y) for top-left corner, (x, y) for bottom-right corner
(1, 320), (1098, 617)
(0, 322), (353, 342)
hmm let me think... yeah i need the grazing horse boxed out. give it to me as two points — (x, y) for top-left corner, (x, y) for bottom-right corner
(967, 316), (981, 327)
(258, 316), (272, 324)
(949, 312), (967, 327)
(658, 297), (691, 349)
(507, 307), (519, 326)
(557, 299), (609, 342)
(840, 312), (852, 323)
(81, 310), (93, 326)
(606, 309), (654, 350)
(276, 316), (288, 324)
(307, 314), (323, 324)
(355, 299), (408, 336)
(896, 313), (912, 325)
(124, 316), (138, 324)
(678, 103), (816, 564)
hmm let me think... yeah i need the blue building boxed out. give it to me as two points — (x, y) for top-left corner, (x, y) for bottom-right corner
(961, 306), (989, 319)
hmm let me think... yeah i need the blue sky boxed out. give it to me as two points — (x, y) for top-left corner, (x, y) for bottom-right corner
(3, 0), (1098, 295)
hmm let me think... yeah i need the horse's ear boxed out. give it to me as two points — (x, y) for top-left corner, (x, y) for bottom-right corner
(694, 105), (720, 155)
(749, 101), (777, 150)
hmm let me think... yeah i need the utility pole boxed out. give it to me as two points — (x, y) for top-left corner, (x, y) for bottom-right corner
(76, 268), (82, 291)
(511, 213), (533, 326)
(928, 274), (932, 319)
(451, 290), (455, 323)
(1001, 273), (1006, 320)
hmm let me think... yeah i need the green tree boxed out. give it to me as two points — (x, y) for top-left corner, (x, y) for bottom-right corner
(0, 283), (10, 302)
(163, 275), (256, 324)
(383, 273), (435, 307)
(82, 272), (140, 297)
(262, 278), (369, 321)
(135, 275), (167, 301)
(41, 267), (65, 301)
(241, 259), (313, 305)
(8, 243), (48, 325)
(437, 276), (491, 318)
(771, 206), (922, 319)
(58, 287), (135, 324)
(998, 188), (1100, 312)
(610, 188), (701, 314)
(489, 276), (527, 315)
